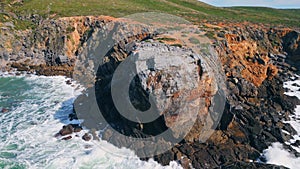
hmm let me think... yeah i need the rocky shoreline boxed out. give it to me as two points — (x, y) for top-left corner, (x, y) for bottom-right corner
(1, 15), (300, 168)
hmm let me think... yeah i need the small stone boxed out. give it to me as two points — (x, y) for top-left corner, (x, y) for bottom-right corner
(59, 124), (74, 136)
(1, 108), (9, 113)
(82, 133), (92, 141)
(66, 80), (72, 85)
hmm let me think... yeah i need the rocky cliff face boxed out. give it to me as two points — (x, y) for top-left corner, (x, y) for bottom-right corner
(1, 16), (300, 168)
(0, 16), (115, 76)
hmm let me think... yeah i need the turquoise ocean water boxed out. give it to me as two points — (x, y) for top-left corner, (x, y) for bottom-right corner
(0, 75), (181, 169)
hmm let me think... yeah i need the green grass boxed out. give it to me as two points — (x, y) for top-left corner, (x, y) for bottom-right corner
(0, 13), (36, 30)
(170, 43), (183, 48)
(229, 6), (300, 26)
(157, 37), (176, 41)
(188, 37), (200, 44)
(1, 0), (300, 28)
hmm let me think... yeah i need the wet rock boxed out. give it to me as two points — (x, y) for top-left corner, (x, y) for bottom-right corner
(153, 150), (175, 166)
(66, 80), (72, 85)
(249, 134), (268, 151)
(62, 136), (72, 140)
(82, 133), (92, 141)
(59, 124), (74, 136)
(282, 124), (297, 136)
(221, 161), (288, 169)
(1, 108), (9, 113)
(291, 140), (300, 147)
(74, 125), (83, 133)
(270, 127), (285, 142)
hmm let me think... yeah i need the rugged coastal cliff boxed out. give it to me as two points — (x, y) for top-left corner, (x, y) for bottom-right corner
(1, 12), (300, 169)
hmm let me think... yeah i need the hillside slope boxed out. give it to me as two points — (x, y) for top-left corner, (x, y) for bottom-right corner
(1, 0), (300, 28)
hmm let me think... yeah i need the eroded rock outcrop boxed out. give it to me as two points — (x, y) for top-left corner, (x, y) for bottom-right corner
(1, 15), (300, 169)
(71, 19), (300, 168)
(0, 16), (115, 76)
(96, 41), (224, 150)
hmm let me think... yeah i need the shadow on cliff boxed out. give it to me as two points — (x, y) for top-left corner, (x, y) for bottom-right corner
(94, 57), (170, 139)
(282, 31), (300, 71)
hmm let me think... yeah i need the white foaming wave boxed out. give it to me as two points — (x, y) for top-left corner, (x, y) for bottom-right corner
(284, 79), (300, 142)
(263, 78), (300, 169)
(284, 79), (300, 99)
(264, 143), (300, 169)
(0, 75), (182, 169)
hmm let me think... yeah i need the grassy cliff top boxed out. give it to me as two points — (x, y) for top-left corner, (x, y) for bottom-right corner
(1, 0), (300, 28)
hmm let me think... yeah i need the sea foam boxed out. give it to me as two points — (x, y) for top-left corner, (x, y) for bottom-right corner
(0, 75), (182, 169)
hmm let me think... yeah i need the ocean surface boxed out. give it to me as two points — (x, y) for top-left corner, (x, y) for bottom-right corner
(0, 75), (182, 169)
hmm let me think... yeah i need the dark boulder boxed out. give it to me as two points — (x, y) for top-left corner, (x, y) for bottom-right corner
(82, 133), (92, 141)
(59, 124), (74, 136)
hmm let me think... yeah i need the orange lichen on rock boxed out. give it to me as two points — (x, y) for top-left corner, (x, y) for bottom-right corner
(267, 64), (278, 79)
(240, 62), (268, 87)
(60, 16), (116, 58)
(204, 23), (222, 29)
(227, 121), (247, 140)
(224, 33), (277, 87)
